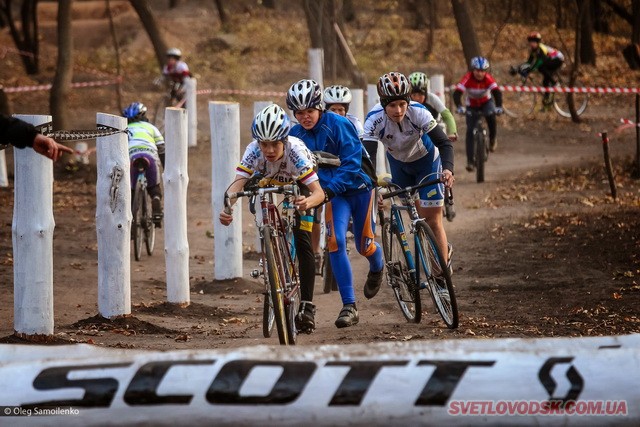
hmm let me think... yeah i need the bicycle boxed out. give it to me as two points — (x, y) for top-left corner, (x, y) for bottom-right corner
(377, 173), (458, 329)
(225, 182), (301, 345)
(465, 109), (492, 183)
(152, 81), (186, 133)
(443, 187), (455, 222)
(505, 66), (589, 118)
(131, 158), (156, 261)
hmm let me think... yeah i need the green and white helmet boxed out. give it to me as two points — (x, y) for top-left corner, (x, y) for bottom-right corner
(408, 71), (430, 94)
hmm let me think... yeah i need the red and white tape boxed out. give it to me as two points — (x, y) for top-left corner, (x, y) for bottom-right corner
(444, 84), (640, 94)
(3, 78), (122, 94)
(615, 118), (640, 133)
(196, 88), (287, 97)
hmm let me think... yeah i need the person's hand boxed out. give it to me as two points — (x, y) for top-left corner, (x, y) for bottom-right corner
(32, 134), (73, 161)
(448, 133), (458, 142)
(442, 169), (455, 188)
(455, 106), (465, 115)
(219, 209), (233, 226)
(377, 191), (385, 208)
(294, 193), (323, 211)
(495, 107), (504, 116)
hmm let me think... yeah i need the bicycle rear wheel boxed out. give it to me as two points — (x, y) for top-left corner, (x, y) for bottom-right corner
(553, 83), (589, 118)
(263, 226), (289, 345)
(278, 232), (299, 345)
(262, 286), (275, 338)
(415, 221), (458, 329)
(474, 126), (486, 183)
(132, 182), (144, 261)
(382, 220), (421, 323)
(503, 82), (537, 118)
(143, 193), (155, 256)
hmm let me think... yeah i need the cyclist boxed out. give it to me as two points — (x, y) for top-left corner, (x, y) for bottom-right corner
(324, 85), (364, 137)
(287, 79), (384, 329)
(122, 102), (165, 226)
(453, 57), (503, 171)
(511, 32), (565, 110)
(218, 104), (325, 333)
(162, 48), (191, 102)
(408, 71), (458, 141)
(363, 72), (454, 271)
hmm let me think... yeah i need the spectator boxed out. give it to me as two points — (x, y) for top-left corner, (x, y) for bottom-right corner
(1, 114), (72, 161)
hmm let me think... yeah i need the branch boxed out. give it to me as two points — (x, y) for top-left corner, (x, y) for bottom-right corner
(601, 0), (633, 24)
(487, 0), (513, 60)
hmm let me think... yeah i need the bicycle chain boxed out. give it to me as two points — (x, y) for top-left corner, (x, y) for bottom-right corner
(1, 124), (127, 151)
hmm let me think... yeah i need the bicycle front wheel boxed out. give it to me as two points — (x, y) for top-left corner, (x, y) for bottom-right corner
(503, 83), (537, 118)
(143, 193), (155, 256)
(415, 221), (458, 329)
(262, 287), (275, 338)
(263, 226), (289, 345)
(132, 182), (144, 261)
(382, 220), (421, 323)
(474, 127), (486, 183)
(278, 232), (299, 345)
(553, 84), (589, 118)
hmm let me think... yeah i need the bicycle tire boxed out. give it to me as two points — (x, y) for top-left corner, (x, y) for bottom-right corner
(322, 247), (338, 293)
(262, 288), (275, 338)
(475, 126), (486, 183)
(263, 226), (289, 345)
(503, 81), (537, 118)
(382, 220), (421, 323)
(132, 181), (144, 261)
(143, 192), (155, 256)
(553, 87), (589, 118)
(414, 221), (458, 329)
(277, 231), (299, 345)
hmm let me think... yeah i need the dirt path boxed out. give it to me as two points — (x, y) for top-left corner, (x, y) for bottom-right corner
(1, 110), (639, 350)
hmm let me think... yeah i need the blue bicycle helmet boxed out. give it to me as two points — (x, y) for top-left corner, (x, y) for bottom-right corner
(470, 57), (490, 71)
(122, 102), (147, 121)
(252, 104), (291, 142)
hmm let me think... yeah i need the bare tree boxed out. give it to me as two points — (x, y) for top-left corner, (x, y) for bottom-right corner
(129, 0), (167, 71)
(213, 0), (228, 28)
(578, 0), (596, 65)
(602, 0), (640, 69)
(262, 0), (276, 9)
(0, 0), (40, 74)
(106, 0), (123, 110)
(50, 0), (73, 130)
(451, 0), (481, 66)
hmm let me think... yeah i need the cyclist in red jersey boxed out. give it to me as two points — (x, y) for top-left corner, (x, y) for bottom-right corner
(162, 48), (191, 102)
(453, 57), (503, 172)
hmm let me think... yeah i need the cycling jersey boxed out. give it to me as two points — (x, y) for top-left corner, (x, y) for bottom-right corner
(422, 93), (457, 136)
(455, 72), (499, 108)
(345, 113), (364, 138)
(127, 121), (164, 155)
(526, 43), (565, 71)
(162, 60), (190, 83)
(363, 101), (440, 162)
(235, 136), (318, 187)
(290, 111), (371, 197)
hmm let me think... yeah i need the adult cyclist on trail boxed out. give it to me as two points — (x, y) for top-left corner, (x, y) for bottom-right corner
(511, 31), (565, 110)
(453, 56), (503, 172)
(408, 71), (458, 141)
(122, 102), (165, 227)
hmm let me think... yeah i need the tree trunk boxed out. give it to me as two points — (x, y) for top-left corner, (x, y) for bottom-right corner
(169, 0), (179, 8)
(213, 0), (228, 28)
(129, 0), (167, 71)
(0, 0), (40, 74)
(406, 0), (427, 30)
(633, 0), (640, 44)
(262, 0), (276, 9)
(50, 0), (73, 130)
(106, 0), (123, 111)
(568, 0), (585, 123)
(592, 0), (610, 33)
(578, 0), (596, 65)
(556, 0), (566, 28)
(451, 0), (481, 66)
(343, 0), (355, 22)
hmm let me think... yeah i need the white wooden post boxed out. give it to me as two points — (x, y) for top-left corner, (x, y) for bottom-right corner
(12, 114), (54, 336)
(96, 113), (131, 318)
(431, 74), (446, 105)
(0, 149), (8, 187)
(366, 84), (388, 174)
(164, 108), (190, 305)
(308, 48), (324, 89)
(210, 101), (242, 280)
(350, 88), (365, 124)
(185, 77), (198, 148)
(252, 101), (272, 251)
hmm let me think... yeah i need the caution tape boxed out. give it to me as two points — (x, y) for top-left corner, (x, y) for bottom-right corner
(196, 88), (287, 97)
(444, 84), (639, 94)
(3, 78), (122, 94)
(615, 118), (640, 133)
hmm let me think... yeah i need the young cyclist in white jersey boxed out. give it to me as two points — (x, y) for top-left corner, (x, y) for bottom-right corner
(219, 105), (325, 333)
(363, 72), (455, 267)
(323, 85), (364, 138)
(122, 102), (165, 226)
(408, 71), (458, 141)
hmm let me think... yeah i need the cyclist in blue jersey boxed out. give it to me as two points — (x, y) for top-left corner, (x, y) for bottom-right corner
(287, 79), (384, 328)
(363, 72), (455, 268)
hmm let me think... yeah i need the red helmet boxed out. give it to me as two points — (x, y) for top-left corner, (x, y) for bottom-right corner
(527, 31), (542, 42)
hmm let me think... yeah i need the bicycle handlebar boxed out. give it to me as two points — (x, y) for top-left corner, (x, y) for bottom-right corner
(380, 177), (443, 200)
(224, 184), (300, 214)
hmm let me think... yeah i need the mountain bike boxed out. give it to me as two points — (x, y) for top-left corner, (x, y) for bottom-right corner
(505, 66), (589, 118)
(378, 173), (458, 329)
(131, 158), (156, 261)
(466, 109), (492, 183)
(225, 183), (301, 345)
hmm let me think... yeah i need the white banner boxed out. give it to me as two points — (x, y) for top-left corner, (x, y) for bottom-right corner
(0, 335), (638, 425)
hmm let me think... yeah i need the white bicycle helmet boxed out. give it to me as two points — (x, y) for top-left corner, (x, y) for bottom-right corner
(251, 104), (291, 142)
(166, 48), (182, 58)
(324, 85), (352, 105)
(286, 79), (323, 112)
(377, 72), (412, 107)
(408, 71), (430, 94)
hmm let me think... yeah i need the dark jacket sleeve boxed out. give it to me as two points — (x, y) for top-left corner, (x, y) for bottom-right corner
(491, 88), (503, 108)
(427, 125), (454, 174)
(0, 114), (38, 149)
(452, 90), (463, 108)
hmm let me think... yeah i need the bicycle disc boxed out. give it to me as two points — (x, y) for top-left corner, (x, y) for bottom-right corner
(263, 226), (289, 345)
(415, 221), (458, 329)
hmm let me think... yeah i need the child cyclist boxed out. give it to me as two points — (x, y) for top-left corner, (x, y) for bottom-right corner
(122, 102), (165, 226)
(162, 48), (191, 103)
(362, 72), (455, 268)
(324, 85), (364, 138)
(287, 79), (384, 328)
(453, 56), (504, 172)
(408, 71), (458, 141)
(219, 104), (325, 333)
